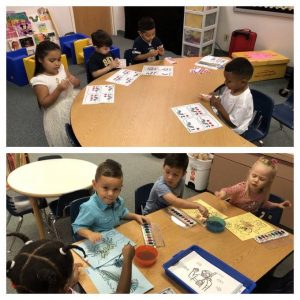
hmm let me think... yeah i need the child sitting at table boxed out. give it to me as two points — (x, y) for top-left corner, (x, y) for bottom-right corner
(132, 16), (164, 64)
(143, 154), (209, 217)
(6, 232), (135, 293)
(87, 29), (120, 83)
(72, 159), (150, 243)
(214, 156), (292, 213)
(200, 57), (254, 135)
(30, 41), (81, 146)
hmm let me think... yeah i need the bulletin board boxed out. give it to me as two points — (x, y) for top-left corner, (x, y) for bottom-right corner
(6, 7), (60, 55)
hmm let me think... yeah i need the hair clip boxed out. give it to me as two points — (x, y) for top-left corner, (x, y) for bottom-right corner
(271, 159), (278, 166)
(24, 240), (33, 245)
(59, 247), (67, 255)
(7, 260), (15, 273)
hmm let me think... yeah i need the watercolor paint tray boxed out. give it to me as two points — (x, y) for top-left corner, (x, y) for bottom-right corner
(141, 223), (165, 248)
(167, 207), (198, 227)
(162, 245), (256, 294)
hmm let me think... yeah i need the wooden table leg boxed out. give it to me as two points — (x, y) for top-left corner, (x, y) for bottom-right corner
(29, 197), (46, 239)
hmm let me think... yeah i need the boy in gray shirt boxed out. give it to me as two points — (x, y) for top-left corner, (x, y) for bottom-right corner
(144, 154), (208, 217)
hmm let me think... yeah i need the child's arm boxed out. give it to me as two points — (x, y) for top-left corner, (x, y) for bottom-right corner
(163, 193), (209, 218)
(66, 70), (80, 88)
(157, 45), (164, 56)
(210, 95), (236, 128)
(123, 212), (150, 224)
(116, 244), (135, 293)
(214, 190), (228, 200)
(134, 49), (159, 62)
(77, 228), (102, 243)
(262, 199), (292, 210)
(91, 59), (120, 79)
(33, 80), (69, 108)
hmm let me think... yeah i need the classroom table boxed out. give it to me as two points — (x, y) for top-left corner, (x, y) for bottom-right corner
(7, 158), (97, 239)
(73, 192), (293, 293)
(71, 57), (255, 147)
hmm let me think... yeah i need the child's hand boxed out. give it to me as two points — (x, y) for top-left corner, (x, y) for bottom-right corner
(135, 214), (151, 225)
(67, 74), (77, 86)
(278, 200), (292, 209)
(122, 244), (135, 261)
(58, 79), (70, 91)
(199, 93), (212, 101)
(197, 205), (209, 218)
(215, 190), (226, 199)
(87, 231), (102, 243)
(110, 59), (120, 69)
(68, 263), (83, 288)
(210, 95), (221, 108)
(149, 49), (159, 57)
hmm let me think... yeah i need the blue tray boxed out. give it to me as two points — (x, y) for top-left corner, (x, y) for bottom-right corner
(163, 245), (256, 294)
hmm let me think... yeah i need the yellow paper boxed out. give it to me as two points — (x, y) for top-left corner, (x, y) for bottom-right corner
(182, 199), (228, 220)
(225, 212), (274, 241)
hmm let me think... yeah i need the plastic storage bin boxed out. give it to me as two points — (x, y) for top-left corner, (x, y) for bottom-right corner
(7, 48), (29, 86)
(185, 154), (214, 191)
(163, 245), (256, 294)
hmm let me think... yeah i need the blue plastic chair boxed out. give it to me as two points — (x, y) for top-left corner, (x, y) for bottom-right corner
(134, 183), (154, 215)
(241, 89), (274, 145)
(70, 196), (91, 241)
(272, 92), (294, 130)
(255, 194), (284, 226)
(59, 33), (89, 64)
(6, 48), (29, 86)
(65, 123), (81, 147)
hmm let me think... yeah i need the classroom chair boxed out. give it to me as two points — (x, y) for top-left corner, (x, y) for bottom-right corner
(59, 33), (89, 64)
(7, 48), (29, 86)
(65, 123), (81, 147)
(241, 89), (274, 146)
(255, 194), (284, 226)
(48, 189), (91, 240)
(74, 38), (91, 64)
(70, 196), (91, 241)
(134, 183), (154, 215)
(23, 54), (68, 81)
(272, 92), (294, 130)
(124, 49), (134, 66)
(6, 194), (48, 252)
(83, 45), (121, 66)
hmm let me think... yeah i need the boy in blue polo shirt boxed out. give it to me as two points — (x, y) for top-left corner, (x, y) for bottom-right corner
(132, 17), (164, 64)
(72, 159), (149, 243)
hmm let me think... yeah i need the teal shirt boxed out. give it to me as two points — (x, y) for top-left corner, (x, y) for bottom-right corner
(72, 192), (129, 233)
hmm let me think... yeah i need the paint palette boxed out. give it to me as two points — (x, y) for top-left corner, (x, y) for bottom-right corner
(254, 229), (289, 243)
(167, 207), (198, 227)
(141, 223), (157, 247)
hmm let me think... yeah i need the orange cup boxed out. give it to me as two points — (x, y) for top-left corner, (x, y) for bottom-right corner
(134, 245), (158, 267)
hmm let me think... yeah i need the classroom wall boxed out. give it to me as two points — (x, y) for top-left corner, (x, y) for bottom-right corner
(112, 6), (125, 35)
(216, 7), (294, 66)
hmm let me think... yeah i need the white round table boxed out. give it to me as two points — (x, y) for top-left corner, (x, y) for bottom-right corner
(7, 158), (97, 239)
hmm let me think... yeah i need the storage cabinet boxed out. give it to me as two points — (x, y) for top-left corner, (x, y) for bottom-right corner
(182, 6), (219, 57)
(207, 154), (294, 229)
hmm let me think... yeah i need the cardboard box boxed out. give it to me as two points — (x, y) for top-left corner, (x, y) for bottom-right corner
(232, 50), (289, 82)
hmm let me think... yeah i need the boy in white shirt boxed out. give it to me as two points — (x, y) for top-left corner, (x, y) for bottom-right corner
(203, 57), (254, 135)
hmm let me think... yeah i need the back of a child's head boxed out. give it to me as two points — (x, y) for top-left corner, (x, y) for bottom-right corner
(6, 233), (86, 293)
(225, 57), (254, 81)
(138, 17), (155, 32)
(34, 40), (61, 76)
(91, 29), (112, 48)
(164, 154), (189, 172)
(95, 159), (123, 181)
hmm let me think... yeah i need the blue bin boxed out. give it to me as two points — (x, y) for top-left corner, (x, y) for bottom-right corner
(59, 33), (89, 64)
(7, 48), (29, 86)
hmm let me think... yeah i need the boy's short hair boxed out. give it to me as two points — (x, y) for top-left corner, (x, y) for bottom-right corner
(163, 154), (189, 172)
(91, 29), (112, 48)
(225, 57), (254, 80)
(95, 159), (123, 180)
(138, 17), (155, 32)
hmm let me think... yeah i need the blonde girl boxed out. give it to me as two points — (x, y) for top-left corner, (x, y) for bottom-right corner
(215, 157), (291, 213)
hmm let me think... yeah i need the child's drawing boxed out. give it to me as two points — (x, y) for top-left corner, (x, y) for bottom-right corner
(74, 229), (135, 268)
(225, 212), (275, 241)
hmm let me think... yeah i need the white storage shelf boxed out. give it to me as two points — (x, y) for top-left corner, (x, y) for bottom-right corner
(182, 7), (219, 57)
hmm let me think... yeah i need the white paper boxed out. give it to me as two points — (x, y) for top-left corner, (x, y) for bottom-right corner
(142, 65), (173, 76)
(195, 56), (230, 70)
(106, 69), (141, 86)
(168, 251), (243, 294)
(82, 85), (115, 104)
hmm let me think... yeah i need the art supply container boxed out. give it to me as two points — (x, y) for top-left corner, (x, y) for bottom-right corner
(206, 216), (226, 233)
(185, 154), (214, 191)
(134, 245), (158, 267)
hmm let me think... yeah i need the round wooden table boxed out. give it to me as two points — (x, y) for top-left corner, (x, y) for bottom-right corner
(71, 57), (254, 147)
(7, 158), (97, 239)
